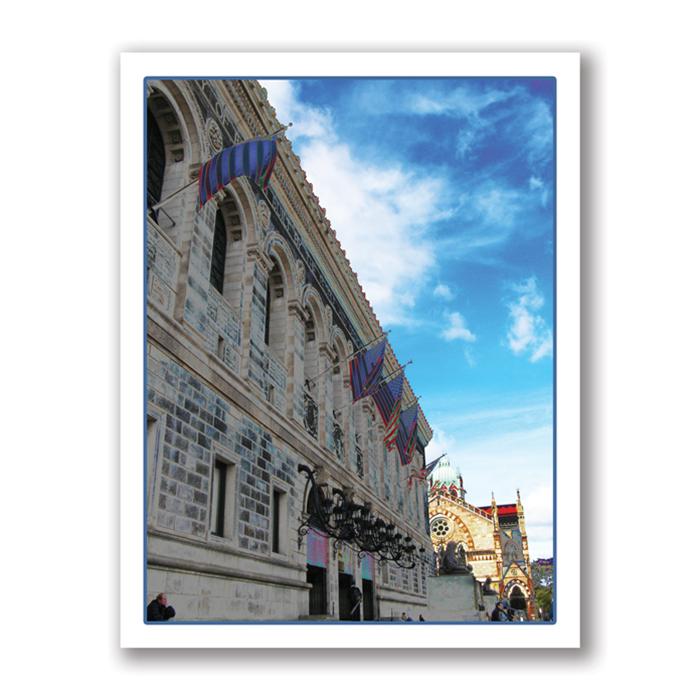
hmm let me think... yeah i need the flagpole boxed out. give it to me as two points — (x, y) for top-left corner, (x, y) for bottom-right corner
(331, 360), (412, 417)
(402, 396), (422, 410)
(149, 123), (292, 214)
(407, 454), (446, 488)
(149, 179), (199, 214)
(304, 331), (390, 386)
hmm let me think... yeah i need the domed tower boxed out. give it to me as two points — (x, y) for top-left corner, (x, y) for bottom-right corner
(429, 455), (465, 501)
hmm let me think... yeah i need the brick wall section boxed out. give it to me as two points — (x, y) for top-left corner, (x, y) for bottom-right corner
(148, 345), (219, 538)
(148, 345), (299, 546)
(205, 289), (241, 373)
(235, 416), (299, 555)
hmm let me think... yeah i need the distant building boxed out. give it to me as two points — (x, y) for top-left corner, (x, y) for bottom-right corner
(427, 456), (535, 618)
(145, 79), (433, 621)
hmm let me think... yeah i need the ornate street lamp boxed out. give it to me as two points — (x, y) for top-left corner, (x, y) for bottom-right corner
(297, 464), (430, 569)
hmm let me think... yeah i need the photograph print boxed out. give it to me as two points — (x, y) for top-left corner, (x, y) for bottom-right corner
(144, 74), (556, 625)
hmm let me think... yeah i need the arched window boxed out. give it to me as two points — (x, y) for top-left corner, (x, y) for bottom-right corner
(331, 343), (346, 416)
(147, 106), (166, 218)
(304, 316), (319, 394)
(303, 315), (319, 438)
(208, 196), (245, 315)
(210, 209), (227, 294)
(353, 402), (365, 478)
(264, 259), (286, 363)
(329, 337), (351, 463)
(145, 88), (186, 232)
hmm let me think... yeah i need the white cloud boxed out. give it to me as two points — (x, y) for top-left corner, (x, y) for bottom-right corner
(473, 187), (522, 227)
(463, 348), (476, 368)
(260, 80), (448, 326)
(456, 126), (478, 156)
(523, 100), (554, 171)
(433, 283), (454, 301)
(528, 175), (550, 208)
(441, 311), (476, 343)
(506, 277), (552, 362)
(406, 85), (519, 118)
(262, 80), (334, 141)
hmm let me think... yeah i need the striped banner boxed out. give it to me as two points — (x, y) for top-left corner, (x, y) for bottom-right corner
(372, 372), (404, 424)
(197, 137), (277, 209)
(395, 404), (419, 466)
(349, 339), (387, 401)
(383, 400), (402, 448)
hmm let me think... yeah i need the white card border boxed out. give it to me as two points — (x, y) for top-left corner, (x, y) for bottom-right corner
(121, 51), (580, 648)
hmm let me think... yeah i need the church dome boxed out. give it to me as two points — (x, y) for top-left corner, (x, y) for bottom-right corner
(431, 455), (461, 488)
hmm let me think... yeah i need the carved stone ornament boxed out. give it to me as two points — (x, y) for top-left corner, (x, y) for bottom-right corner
(257, 199), (272, 233)
(295, 259), (306, 288)
(206, 118), (223, 155)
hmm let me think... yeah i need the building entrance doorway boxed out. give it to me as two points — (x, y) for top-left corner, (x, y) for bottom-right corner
(307, 565), (327, 616)
(509, 585), (527, 611)
(362, 579), (374, 620)
(338, 573), (360, 620)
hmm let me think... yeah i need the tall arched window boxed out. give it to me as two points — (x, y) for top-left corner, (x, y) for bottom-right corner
(210, 209), (227, 294)
(264, 259), (286, 363)
(331, 339), (348, 462)
(304, 316), (319, 394)
(208, 197), (245, 315)
(146, 88), (186, 230)
(353, 402), (365, 478)
(147, 106), (166, 221)
(303, 315), (319, 438)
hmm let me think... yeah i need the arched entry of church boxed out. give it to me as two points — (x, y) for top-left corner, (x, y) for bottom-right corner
(508, 584), (527, 611)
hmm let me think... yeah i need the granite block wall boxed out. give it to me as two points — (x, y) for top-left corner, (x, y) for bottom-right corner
(147, 345), (299, 551)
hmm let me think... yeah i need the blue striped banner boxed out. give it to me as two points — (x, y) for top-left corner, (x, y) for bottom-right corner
(197, 137), (277, 209)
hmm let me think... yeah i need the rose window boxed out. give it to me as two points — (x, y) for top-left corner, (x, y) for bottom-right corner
(431, 517), (451, 538)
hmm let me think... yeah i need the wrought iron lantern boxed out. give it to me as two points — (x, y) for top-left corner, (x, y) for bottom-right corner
(297, 464), (427, 569)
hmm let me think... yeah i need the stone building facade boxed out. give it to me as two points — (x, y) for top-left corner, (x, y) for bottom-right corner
(145, 79), (433, 621)
(427, 457), (535, 619)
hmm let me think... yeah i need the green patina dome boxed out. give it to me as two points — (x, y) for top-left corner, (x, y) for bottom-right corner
(431, 455), (461, 488)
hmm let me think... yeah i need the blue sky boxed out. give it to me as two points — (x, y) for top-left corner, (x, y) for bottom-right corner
(261, 78), (554, 559)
